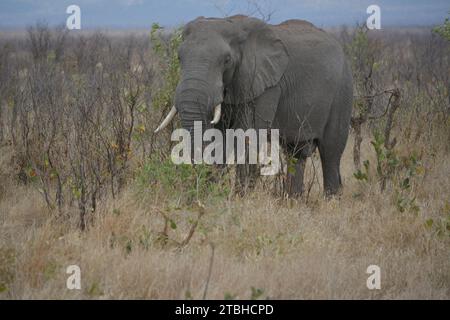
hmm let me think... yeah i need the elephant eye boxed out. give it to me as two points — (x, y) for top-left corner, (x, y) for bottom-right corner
(224, 54), (232, 65)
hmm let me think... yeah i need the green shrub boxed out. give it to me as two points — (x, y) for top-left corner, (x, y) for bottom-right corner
(136, 155), (231, 207)
(433, 13), (450, 41)
(150, 23), (182, 111)
(354, 130), (423, 214)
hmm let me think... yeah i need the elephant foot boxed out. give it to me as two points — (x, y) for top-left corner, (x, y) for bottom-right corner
(324, 184), (343, 199)
(285, 177), (304, 198)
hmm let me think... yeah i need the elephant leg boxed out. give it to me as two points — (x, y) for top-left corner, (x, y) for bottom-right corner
(318, 81), (352, 197)
(285, 156), (307, 197)
(232, 106), (258, 196)
(234, 86), (282, 196)
(318, 143), (342, 197)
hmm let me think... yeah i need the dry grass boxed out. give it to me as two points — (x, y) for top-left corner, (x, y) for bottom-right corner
(1, 130), (449, 300)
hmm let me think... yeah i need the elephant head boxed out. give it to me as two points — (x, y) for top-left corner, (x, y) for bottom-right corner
(155, 15), (289, 136)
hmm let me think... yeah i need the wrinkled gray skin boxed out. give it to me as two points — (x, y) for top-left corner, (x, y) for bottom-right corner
(174, 15), (353, 196)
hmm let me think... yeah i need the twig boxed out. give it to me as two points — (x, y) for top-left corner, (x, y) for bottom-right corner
(384, 89), (401, 150)
(179, 201), (205, 247)
(202, 242), (215, 300)
(154, 201), (205, 248)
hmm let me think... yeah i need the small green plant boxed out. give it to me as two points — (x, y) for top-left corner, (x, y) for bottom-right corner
(353, 160), (370, 182)
(138, 226), (153, 250)
(425, 210), (450, 238)
(136, 154), (230, 206)
(425, 201), (450, 237)
(224, 292), (237, 300)
(184, 290), (193, 299)
(355, 130), (423, 214)
(393, 153), (422, 213)
(135, 155), (230, 248)
(43, 261), (58, 281)
(286, 156), (298, 175)
(371, 131), (400, 190)
(250, 287), (265, 300)
(125, 239), (133, 254)
(87, 281), (104, 297)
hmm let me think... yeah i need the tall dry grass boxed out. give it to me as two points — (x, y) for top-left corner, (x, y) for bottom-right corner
(1, 127), (449, 299)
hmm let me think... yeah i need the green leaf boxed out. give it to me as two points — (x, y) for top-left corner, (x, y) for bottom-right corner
(185, 290), (193, 300)
(363, 160), (370, 171)
(372, 61), (380, 71)
(224, 292), (236, 300)
(125, 239), (133, 254)
(401, 178), (410, 190)
(250, 287), (264, 300)
(353, 170), (368, 181)
(87, 282), (104, 297)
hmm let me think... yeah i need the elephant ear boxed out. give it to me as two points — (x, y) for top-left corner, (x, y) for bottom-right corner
(228, 24), (288, 104)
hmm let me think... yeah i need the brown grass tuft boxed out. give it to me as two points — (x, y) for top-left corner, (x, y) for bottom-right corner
(1, 132), (448, 299)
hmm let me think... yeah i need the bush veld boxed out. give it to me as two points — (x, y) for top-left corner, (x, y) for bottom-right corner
(0, 18), (449, 298)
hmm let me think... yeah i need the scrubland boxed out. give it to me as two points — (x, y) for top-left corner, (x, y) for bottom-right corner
(0, 23), (449, 299)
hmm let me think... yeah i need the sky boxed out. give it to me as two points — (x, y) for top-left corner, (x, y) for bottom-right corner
(0, 0), (448, 29)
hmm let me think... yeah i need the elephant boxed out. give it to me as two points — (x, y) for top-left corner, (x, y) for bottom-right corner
(155, 15), (353, 197)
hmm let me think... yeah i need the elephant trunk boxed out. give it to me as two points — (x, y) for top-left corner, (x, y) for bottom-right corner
(176, 78), (211, 125)
(175, 59), (224, 124)
(175, 77), (220, 161)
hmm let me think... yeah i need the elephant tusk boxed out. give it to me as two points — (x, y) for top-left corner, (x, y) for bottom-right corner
(210, 104), (222, 124)
(154, 106), (177, 133)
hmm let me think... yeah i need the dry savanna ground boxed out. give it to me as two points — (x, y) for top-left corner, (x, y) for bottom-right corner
(1, 130), (449, 299)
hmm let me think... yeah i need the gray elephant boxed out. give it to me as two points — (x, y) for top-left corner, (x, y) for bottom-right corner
(155, 15), (353, 197)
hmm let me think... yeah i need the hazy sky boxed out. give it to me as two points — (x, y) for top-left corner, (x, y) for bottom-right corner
(0, 0), (448, 29)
